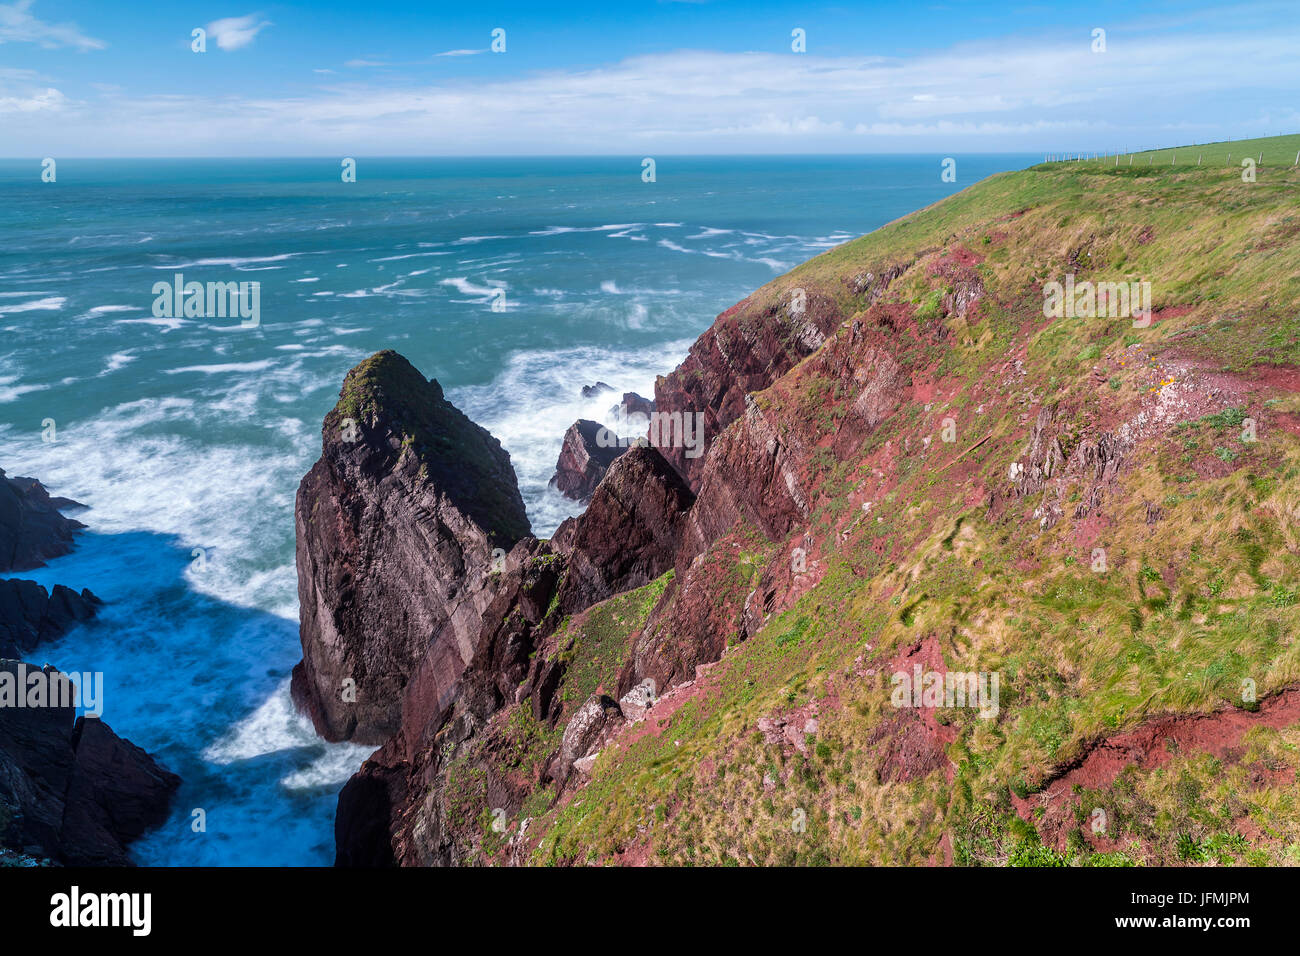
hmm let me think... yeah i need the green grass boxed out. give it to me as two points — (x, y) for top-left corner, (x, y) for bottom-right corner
(427, 134), (1300, 867)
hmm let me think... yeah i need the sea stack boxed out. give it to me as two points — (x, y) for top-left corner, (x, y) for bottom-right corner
(292, 350), (531, 744)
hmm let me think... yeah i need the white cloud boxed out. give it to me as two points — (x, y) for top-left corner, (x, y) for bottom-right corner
(5, 16), (1297, 155)
(435, 49), (485, 57)
(206, 13), (271, 51)
(0, 85), (65, 112)
(0, 0), (104, 50)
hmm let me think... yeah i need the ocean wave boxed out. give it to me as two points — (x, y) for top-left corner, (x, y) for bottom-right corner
(0, 296), (66, 315)
(99, 352), (137, 376)
(114, 316), (185, 332)
(449, 338), (693, 537)
(0, 375), (49, 403)
(164, 360), (278, 375)
(529, 223), (641, 237)
(152, 253), (304, 269)
(440, 276), (506, 300)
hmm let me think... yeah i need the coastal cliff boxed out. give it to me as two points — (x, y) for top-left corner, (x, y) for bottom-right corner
(300, 139), (1300, 866)
(291, 350), (530, 744)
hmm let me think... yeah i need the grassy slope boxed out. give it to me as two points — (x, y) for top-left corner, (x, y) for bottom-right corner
(467, 134), (1300, 866)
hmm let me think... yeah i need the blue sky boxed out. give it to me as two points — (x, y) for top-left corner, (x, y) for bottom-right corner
(1, 0), (1297, 155)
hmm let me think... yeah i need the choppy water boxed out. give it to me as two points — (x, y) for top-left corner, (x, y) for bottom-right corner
(0, 154), (1030, 864)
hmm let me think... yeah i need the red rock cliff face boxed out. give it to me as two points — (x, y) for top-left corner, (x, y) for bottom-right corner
(292, 351), (531, 745)
(330, 446), (694, 866)
(549, 419), (625, 502)
(319, 271), (928, 864)
(653, 265), (910, 489)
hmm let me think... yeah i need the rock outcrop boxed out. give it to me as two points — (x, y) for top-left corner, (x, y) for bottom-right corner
(549, 419), (626, 502)
(320, 303), (910, 864)
(615, 391), (656, 419)
(292, 350), (531, 744)
(653, 288), (848, 488)
(0, 661), (180, 866)
(552, 444), (694, 611)
(0, 468), (85, 572)
(0, 579), (101, 660)
(316, 358), (702, 866)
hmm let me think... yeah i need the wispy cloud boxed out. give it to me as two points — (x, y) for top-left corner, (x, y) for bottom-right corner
(6, 13), (1297, 155)
(0, 0), (104, 50)
(435, 48), (485, 57)
(206, 13), (271, 51)
(0, 85), (65, 112)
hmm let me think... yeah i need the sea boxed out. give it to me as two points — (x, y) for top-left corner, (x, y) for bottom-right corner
(0, 154), (1031, 864)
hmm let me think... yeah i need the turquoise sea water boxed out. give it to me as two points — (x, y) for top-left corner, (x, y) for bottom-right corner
(0, 155), (1031, 864)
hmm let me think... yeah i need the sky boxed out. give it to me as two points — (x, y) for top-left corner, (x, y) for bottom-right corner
(0, 0), (1297, 156)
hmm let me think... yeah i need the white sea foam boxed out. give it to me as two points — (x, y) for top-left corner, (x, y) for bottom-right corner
(0, 296), (66, 315)
(440, 276), (505, 300)
(203, 679), (374, 790)
(369, 251), (450, 262)
(100, 351), (137, 375)
(0, 374), (49, 403)
(450, 339), (692, 537)
(115, 316), (186, 332)
(153, 253), (302, 269)
(164, 360), (277, 375)
(530, 223), (639, 237)
(83, 305), (137, 315)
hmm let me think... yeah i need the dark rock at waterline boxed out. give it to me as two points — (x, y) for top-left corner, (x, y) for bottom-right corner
(0, 660), (180, 866)
(580, 382), (614, 399)
(0, 468), (86, 572)
(292, 350), (531, 744)
(60, 718), (181, 866)
(615, 391), (656, 420)
(0, 579), (101, 660)
(549, 419), (626, 502)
